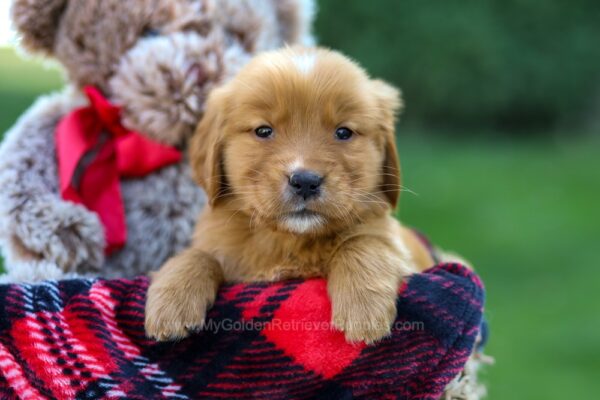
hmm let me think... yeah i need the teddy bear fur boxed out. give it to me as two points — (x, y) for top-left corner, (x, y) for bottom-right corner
(0, 0), (316, 282)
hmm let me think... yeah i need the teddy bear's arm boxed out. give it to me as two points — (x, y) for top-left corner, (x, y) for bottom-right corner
(0, 88), (105, 273)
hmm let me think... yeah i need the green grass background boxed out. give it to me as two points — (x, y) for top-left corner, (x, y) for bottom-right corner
(1, 44), (599, 399)
(314, 0), (600, 133)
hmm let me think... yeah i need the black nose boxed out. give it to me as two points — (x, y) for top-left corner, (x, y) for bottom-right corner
(289, 170), (323, 200)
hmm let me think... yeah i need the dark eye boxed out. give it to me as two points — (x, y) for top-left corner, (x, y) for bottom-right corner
(335, 127), (353, 141)
(142, 27), (161, 38)
(255, 125), (273, 139)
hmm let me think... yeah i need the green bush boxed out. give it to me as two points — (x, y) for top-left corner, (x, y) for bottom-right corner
(0, 49), (63, 136)
(315, 0), (600, 133)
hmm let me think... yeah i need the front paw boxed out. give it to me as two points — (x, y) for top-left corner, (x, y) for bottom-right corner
(13, 198), (105, 272)
(145, 283), (211, 341)
(331, 292), (397, 345)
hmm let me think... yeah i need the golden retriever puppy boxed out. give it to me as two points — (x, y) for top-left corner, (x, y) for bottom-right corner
(145, 47), (435, 344)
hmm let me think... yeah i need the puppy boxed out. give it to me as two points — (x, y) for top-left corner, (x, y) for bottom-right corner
(145, 47), (435, 344)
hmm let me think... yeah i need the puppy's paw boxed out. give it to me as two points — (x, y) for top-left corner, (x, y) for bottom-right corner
(145, 284), (211, 341)
(145, 249), (222, 341)
(331, 292), (397, 345)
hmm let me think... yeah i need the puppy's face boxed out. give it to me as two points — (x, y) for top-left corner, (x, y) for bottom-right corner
(191, 48), (402, 235)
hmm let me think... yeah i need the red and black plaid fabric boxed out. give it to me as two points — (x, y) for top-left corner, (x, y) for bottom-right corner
(0, 263), (484, 399)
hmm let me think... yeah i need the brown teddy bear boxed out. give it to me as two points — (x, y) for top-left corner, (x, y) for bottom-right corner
(0, 0), (315, 282)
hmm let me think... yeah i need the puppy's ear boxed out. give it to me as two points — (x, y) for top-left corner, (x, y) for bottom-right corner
(189, 88), (229, 206)
(11, 0), (68, 55)
(371, 79), (403, 209)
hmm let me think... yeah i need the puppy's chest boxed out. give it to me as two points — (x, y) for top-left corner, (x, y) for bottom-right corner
(222, 234), (337, 282)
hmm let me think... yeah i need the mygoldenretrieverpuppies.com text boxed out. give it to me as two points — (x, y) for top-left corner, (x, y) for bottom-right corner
(197, 318), (425, 334)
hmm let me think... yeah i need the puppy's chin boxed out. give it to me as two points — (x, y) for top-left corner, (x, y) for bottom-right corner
(278, 210), (326, 234)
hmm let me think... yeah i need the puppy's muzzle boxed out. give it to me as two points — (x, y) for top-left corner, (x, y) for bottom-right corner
(288, 170), (323, 201)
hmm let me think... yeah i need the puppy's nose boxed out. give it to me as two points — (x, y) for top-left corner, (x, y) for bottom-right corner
(289, 170), (323, 200)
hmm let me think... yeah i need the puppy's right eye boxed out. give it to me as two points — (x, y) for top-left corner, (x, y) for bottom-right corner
(255, 126), (273, 139)
(335, 127), (354, 141)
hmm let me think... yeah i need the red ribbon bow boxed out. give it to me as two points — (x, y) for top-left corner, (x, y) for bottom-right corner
(56, 86), (182, 254)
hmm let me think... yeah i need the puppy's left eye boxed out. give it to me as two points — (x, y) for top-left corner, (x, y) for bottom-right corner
(255, 125), (274, 139)
(335, 127), (353, 141)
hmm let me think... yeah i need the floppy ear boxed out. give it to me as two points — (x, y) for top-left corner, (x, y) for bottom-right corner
(371, 79), (404, 209)
(11, 0), (68, 54)
(188, 88), (229, 206)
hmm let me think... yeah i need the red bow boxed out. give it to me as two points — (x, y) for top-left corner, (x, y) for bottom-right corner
(56, 86), (182, 254)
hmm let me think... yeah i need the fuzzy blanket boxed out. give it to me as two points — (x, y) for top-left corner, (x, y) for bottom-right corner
(0, 263), (484, 399)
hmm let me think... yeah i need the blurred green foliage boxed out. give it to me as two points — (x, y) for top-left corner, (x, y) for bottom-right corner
(0, 49), (63, 134)
(397, 134), (600, 398)
(316, 0), (600, 133)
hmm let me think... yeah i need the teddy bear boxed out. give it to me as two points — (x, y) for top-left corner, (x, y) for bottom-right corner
(0, 0), (316, 282)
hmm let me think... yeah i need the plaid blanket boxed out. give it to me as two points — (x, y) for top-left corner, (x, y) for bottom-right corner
(0, 263), (484, 399)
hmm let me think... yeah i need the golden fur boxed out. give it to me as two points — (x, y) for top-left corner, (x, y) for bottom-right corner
(145, 47), (435, 344)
